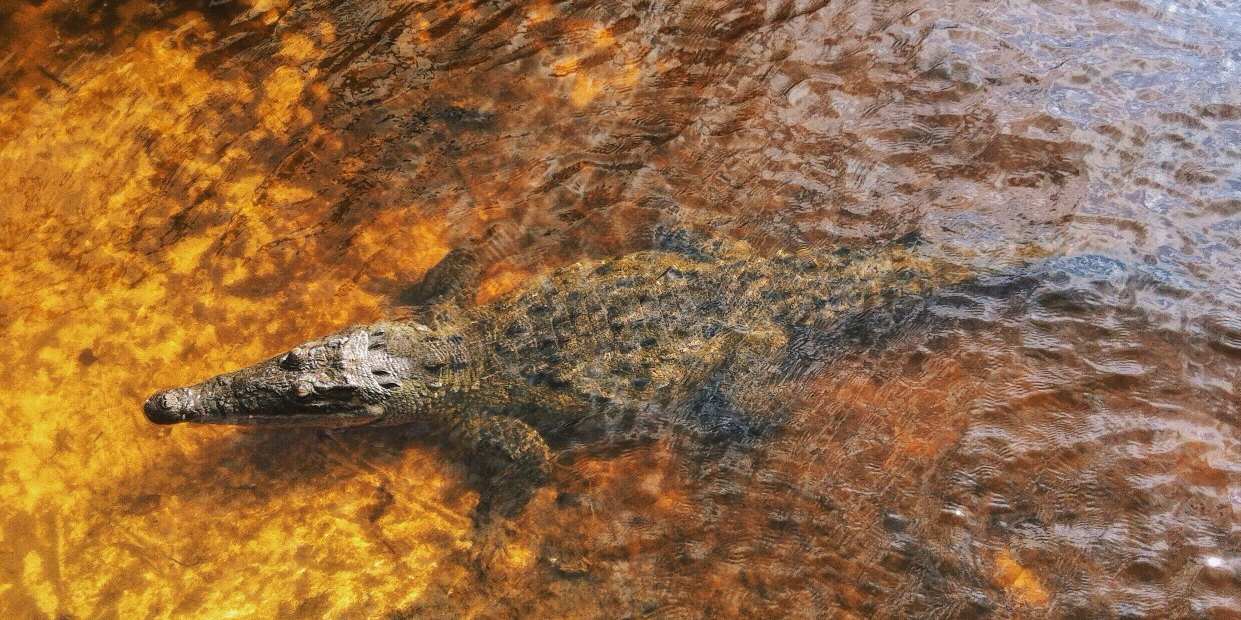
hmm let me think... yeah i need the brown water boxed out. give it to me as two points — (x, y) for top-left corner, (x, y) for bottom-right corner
(1, 0), (1239, 617)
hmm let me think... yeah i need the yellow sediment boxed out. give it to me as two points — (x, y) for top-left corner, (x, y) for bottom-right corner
(0, 10), (470, 618)
(476, 265), (534, 305)
(994, 550), (1052, 607)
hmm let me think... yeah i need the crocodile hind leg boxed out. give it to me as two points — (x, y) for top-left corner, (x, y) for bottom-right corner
(447, 413), (552, 523)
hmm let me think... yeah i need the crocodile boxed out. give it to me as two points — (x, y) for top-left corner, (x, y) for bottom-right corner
(143, 228), (982, 515)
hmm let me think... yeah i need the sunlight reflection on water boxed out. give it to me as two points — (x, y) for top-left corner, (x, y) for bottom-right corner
(0, 0), (1238, 616)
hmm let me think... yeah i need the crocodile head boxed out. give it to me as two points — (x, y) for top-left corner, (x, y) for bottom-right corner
(143, 322), (459, 428)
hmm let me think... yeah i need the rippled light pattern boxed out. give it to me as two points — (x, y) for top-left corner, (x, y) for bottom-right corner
(2, 0), (1239, 617)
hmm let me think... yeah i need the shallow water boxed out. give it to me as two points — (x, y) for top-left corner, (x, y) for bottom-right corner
(1, 0), (1238, 617)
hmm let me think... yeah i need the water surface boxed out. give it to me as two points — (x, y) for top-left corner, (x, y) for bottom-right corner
(0, 0), (1238, 616)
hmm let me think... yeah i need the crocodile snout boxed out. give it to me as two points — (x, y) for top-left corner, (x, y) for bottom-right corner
(143, 388), (191, 424)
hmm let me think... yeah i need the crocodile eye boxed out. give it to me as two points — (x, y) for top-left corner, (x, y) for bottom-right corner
(279, 351), (305, 370)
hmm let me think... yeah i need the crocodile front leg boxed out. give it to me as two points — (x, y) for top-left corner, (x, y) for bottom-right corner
(449, 413), (552, 521)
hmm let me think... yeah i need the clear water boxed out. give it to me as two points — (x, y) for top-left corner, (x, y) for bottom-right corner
(0, 0), (1238, 616)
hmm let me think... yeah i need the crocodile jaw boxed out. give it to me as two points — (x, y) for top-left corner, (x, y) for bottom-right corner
(143, 325), (411, 428)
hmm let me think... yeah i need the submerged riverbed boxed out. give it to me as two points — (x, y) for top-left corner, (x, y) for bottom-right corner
(1, 0), (1238, 617)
